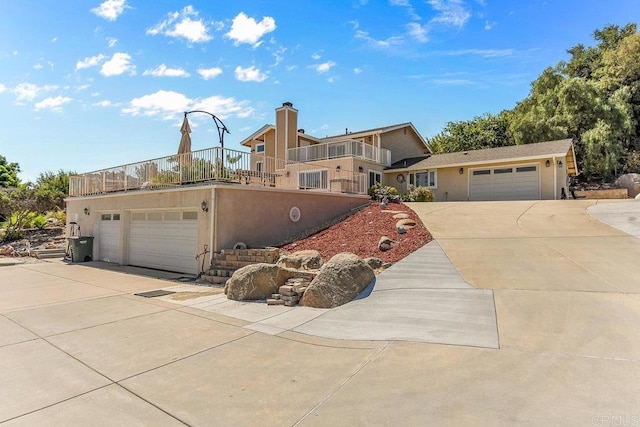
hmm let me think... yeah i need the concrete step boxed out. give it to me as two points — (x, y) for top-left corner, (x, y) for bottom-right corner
(33, 249), (66, 259)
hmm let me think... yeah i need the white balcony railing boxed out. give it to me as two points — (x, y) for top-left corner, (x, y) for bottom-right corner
(68, 147), (368, 197)
(288, 139), (391, 166)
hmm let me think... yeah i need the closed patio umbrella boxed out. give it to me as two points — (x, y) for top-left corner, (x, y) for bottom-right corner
(177, 114), (192, 166)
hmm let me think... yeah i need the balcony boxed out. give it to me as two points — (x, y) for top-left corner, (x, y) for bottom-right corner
(68, 147), (368, 197)
(288, 139), (392, 166)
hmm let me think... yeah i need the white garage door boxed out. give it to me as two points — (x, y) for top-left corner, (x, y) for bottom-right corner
(129, 210), (198, 274)
(99, 213), (121, 263)
(470, 165), (539, 201)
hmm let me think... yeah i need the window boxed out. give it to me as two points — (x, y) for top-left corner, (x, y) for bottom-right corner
(494, 168), (513, 174)
(473, 170), (491, 176)
(368, 170), (381, 188)
(516, 166), (537, 173)
(255, 143), (265, 153)
(414, 170), (437, 188)
(299, 170), (328, 190)
(256, 161), (263, 173)
(101, 213), (120, 221)
(183, 211), (198, 220)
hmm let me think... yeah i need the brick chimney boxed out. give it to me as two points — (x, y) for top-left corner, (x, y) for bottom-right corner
(275, 102), (298, 160)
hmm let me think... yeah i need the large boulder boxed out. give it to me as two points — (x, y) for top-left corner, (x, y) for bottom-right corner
(226, 264), (316, 301)
(277, 250), (323, 270)
(299, 253), (375, 308)
(615, 173), (640, 198)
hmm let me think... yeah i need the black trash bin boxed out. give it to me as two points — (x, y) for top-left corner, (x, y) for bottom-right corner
(67, 236), (94, 262)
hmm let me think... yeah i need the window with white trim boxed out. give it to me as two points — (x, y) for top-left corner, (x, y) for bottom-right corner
(413, 170), (437, 188)
(255, 143), (265, 153)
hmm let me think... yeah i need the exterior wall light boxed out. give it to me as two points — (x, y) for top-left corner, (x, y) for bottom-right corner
(201, 201), (209, 212)
(83, 207), (90, 215)
(459, 168), (464, 175)
(545, 160), (551, 167)
(557, 160), (563, 168)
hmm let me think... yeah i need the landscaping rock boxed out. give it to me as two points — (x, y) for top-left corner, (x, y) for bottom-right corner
(378, 236), (396, 252)
(392, 213), (409, 219)
(277, 249), (323, 270)
(396, 218), (417, 229)
(299, 253), (375, 308)
(225, 263), (316, 301)
(364, 257), (384, 270)
(615, 173), (640, 198)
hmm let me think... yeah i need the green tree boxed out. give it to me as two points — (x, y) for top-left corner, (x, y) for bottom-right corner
(428, 111), (514, 154)
(0, 155), (20, 188)
(34, 170), (74, 210)
(0, 184), (55, 241)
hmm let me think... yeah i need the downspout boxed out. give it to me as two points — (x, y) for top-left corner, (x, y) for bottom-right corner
(552, 157), (557, 200)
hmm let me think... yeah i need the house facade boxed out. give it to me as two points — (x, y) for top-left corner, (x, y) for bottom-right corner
(384, 139), (579, 201)
(66, 101), (579, 275)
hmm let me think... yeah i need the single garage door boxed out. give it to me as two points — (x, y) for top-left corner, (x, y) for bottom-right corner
(470, 165), (539, 201)
(99, 213), (121, 263)
(129, 210), (198, 274)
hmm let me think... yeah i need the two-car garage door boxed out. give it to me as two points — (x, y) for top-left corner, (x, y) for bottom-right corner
(470, 165), (539, 201)
(129, 211), (198, 274)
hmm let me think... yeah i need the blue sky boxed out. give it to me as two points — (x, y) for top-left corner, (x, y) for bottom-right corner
(1, 0), (639, 181)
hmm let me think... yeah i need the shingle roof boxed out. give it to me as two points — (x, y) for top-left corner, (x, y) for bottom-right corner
(390, 139), (574, 170)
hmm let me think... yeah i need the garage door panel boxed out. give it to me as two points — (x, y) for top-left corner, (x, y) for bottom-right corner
(129, 212), (198, 274)
(470, 165), (539, 201)
(99, 214), (120, 263)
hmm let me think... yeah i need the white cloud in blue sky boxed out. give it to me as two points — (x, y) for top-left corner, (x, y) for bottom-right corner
(225, 12), (276, 47)
(91, 0), (128, 21)
(146, 6), (215, 44)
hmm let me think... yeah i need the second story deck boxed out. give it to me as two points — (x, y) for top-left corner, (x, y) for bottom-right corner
(287, 139), (391, 166)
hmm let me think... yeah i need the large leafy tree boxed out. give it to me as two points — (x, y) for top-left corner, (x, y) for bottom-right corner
(0, 155), (20, 188)
(428, 111), (514, 154)
(34, 169), (74, 211)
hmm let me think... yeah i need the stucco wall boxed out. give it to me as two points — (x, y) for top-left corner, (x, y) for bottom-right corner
(381, 128), (428, 164)
(213, 186), (369, 250)
(384, 158), (571, 201)
(66, 186), (213, 266)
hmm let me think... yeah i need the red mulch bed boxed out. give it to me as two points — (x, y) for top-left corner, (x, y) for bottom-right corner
(280, 202), (432, 263)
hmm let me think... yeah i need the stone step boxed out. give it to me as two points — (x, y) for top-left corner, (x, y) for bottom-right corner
(33, 249), (66, 259)
(201, 275), (228, 285)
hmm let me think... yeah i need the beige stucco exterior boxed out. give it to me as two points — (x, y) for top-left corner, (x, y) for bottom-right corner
(385, 156), (573, 201)
(66, 184), (368, 273)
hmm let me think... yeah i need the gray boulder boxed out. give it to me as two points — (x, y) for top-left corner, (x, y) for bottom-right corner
(378, 236), (396, 252)
(277, 249), (323, 270)
(226, 264), (316, 301)
(364, 257), (384, 270)
(615, 173), (640, 198)
(300, 253), (375, 308)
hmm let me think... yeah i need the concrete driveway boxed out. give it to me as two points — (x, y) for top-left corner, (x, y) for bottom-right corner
(1, 200), (640, 426)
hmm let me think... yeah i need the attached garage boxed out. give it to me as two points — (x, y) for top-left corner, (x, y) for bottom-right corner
(98, 213), (121, 263)
(129, 210), (199, 274)
(470, 165), (539, 201)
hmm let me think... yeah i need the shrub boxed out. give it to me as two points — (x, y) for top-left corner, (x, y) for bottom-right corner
(46, 210), (66, 226)
(402, 185), (434, 202)
(31, 214), (47, 229)
(368, 183), (400, 201)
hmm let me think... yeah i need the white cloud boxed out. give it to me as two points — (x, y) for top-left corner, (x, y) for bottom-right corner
(33, 63), (43, 70)
(439, 48), (514, 58)
(311, 53), (321, 60)
(0, 84), (6, 93)
(428, 0), (471, 28)
(76, 54), (106, 70)
(234, 65), (267, 82)
(51, 37), (57, 43)
(143, 64), (190, 77)
(355, 29), (403, 48)
(34, 96), (72, 112)
(484, 20), (496, 30)
(390, 0), (421, 20)
(353, 67), (363, 74)
(146, 6), (213, 44)
(122, 90), (253, 120)
(107, 37), (118, 47)
(225, 12), (276, 47)
(91, 0), (128, 21)
(314, 61), (336, 74)
(100, 52), (135, 76)
(13, 83), (57, 102)
(197, 67), (223, 80)
(407, 22), (428, 42)
(94, 100), (119, 107)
